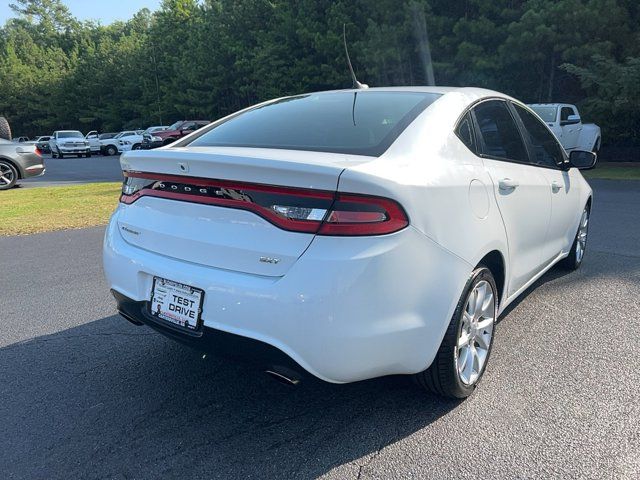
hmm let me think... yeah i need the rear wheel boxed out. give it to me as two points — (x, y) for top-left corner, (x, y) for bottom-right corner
(415, 266), (498, 398)
(0, 160), (18, 190)
(132, 143), (141, 150)
(105, 145), (117, 156)
(560, 205), (590, 270)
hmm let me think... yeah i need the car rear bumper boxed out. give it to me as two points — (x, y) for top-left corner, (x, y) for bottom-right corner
(23, 163), (45, 178)
(113, 289), (308, 375)
(103, 208), (471, 383)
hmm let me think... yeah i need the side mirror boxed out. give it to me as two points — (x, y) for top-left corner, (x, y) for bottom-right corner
(560, 114), (581, 126)
(569, 150), (597, 170)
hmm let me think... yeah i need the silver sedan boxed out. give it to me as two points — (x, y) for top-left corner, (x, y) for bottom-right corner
(0, 139), (46, 190)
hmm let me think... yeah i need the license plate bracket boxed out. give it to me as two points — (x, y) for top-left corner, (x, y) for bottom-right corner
(149, 277), (204, 332)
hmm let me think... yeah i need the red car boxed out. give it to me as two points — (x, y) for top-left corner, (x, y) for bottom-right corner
(141, 120), (210, 149)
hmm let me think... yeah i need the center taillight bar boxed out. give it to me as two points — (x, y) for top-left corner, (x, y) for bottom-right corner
(120, 171), (408, 236)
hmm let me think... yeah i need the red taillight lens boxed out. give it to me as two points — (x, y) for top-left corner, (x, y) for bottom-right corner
(120, 172), (408, 236)
(318, 193), (408, 236)
(34, 147), (42, 157)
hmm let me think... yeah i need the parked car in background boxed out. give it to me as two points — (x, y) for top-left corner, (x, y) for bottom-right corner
(34, 135), (52, 153)
(119, 126), (170, 152)
(100, 131), (142, 156)
(12, 136), (29, 143)
(140, 120), (210, 149)
(0, 138), (45, 190)
(85, 131), (103, 153)
(107, 87), (596, 398)
(528, 104), (601, 153)
(49, 130), (91, 158)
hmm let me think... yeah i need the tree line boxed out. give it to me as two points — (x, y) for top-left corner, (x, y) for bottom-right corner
(1, 0), (638, 146)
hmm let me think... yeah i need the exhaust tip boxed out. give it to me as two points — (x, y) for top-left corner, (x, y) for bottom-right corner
(265, 367), (301, 386)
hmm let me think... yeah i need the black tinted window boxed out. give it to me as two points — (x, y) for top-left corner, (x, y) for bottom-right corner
(187, 91), (441, 156)
(560, 107), (573, 121)
(473, 101), (528, 162)
(455, 113), (476, 153)
(513, 104), (564, 168)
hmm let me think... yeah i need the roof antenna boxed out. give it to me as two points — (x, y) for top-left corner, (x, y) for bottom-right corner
(343, 24), (368, 89)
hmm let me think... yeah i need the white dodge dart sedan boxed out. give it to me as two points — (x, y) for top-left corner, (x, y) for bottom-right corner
(104, 87), (595, 398)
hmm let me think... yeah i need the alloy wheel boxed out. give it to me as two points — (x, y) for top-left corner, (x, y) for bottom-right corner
(0, 162), (15, 186)
(576, 208), (589, 263)
(456, 280), (495, 386)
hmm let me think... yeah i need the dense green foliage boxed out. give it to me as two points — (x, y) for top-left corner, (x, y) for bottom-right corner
(1, 0), (638, 144)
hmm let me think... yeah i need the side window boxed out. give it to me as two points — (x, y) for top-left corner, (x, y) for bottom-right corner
(560, 107), (573, 122)
(473, 100), (528, 162)
(513, 104), (564, 169)
(182, 122), (196, 131)
(455, 112), (476, 153)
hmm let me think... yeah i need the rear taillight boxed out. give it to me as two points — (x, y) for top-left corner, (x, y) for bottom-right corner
(34, 147), (42, 157)
(120, 172), (408, 236)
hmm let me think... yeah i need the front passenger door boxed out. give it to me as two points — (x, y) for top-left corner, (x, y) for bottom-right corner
(472, 100), (552, 296)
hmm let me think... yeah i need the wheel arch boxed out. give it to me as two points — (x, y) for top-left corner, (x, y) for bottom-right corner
(0, 155), (23, 179)
(476, 250), (506, 308)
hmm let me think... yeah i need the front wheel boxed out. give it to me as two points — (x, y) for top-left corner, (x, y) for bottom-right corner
(57, 148), (64, 159)
(105, 145), (118, 156)
(415, 266), (498, 398)
(560, 205), (590, 270)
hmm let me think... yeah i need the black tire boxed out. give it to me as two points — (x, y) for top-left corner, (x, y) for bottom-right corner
(132, 143), (141, 150)
(51, 150), (57, 158)
(106, 145), (118, 156)
(57, 148), (64, 159)
(0, 116), (11, 141)
(0, 159), (18, 190)
(86, 152), (92, 158)
(559, 203), (590, 271)
(415, 266), (498, 399)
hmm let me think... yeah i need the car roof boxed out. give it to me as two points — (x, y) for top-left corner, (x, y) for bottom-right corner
(302, 86), (512, 102)
(527, 103), (573, 108)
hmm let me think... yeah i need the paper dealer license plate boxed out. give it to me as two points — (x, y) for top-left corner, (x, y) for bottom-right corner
(150, 277), (203, 331)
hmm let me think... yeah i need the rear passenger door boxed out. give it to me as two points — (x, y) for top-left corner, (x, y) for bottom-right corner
(471, 100), (552, 296)
(511, 103), (579, 263)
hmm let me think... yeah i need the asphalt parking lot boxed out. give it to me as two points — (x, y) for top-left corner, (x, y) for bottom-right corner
(20, 154), (123, 187)
(1, 179), (639, 479)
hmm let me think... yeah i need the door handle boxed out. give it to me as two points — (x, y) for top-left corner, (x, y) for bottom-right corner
(498, 178), (519, 190)
(551, 181), (562, 193)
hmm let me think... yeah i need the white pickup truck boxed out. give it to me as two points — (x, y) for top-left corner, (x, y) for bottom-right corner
(49, 130), (91, 158)
(528, 103), (601, 153)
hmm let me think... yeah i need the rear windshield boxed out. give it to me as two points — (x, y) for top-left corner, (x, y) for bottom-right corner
(186, 91), (441, 156)
(58, 131), (83, 139)
(529, 106), (557, 123)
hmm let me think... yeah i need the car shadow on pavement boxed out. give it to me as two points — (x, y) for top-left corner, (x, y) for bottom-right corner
(0, 315), (461, 479)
